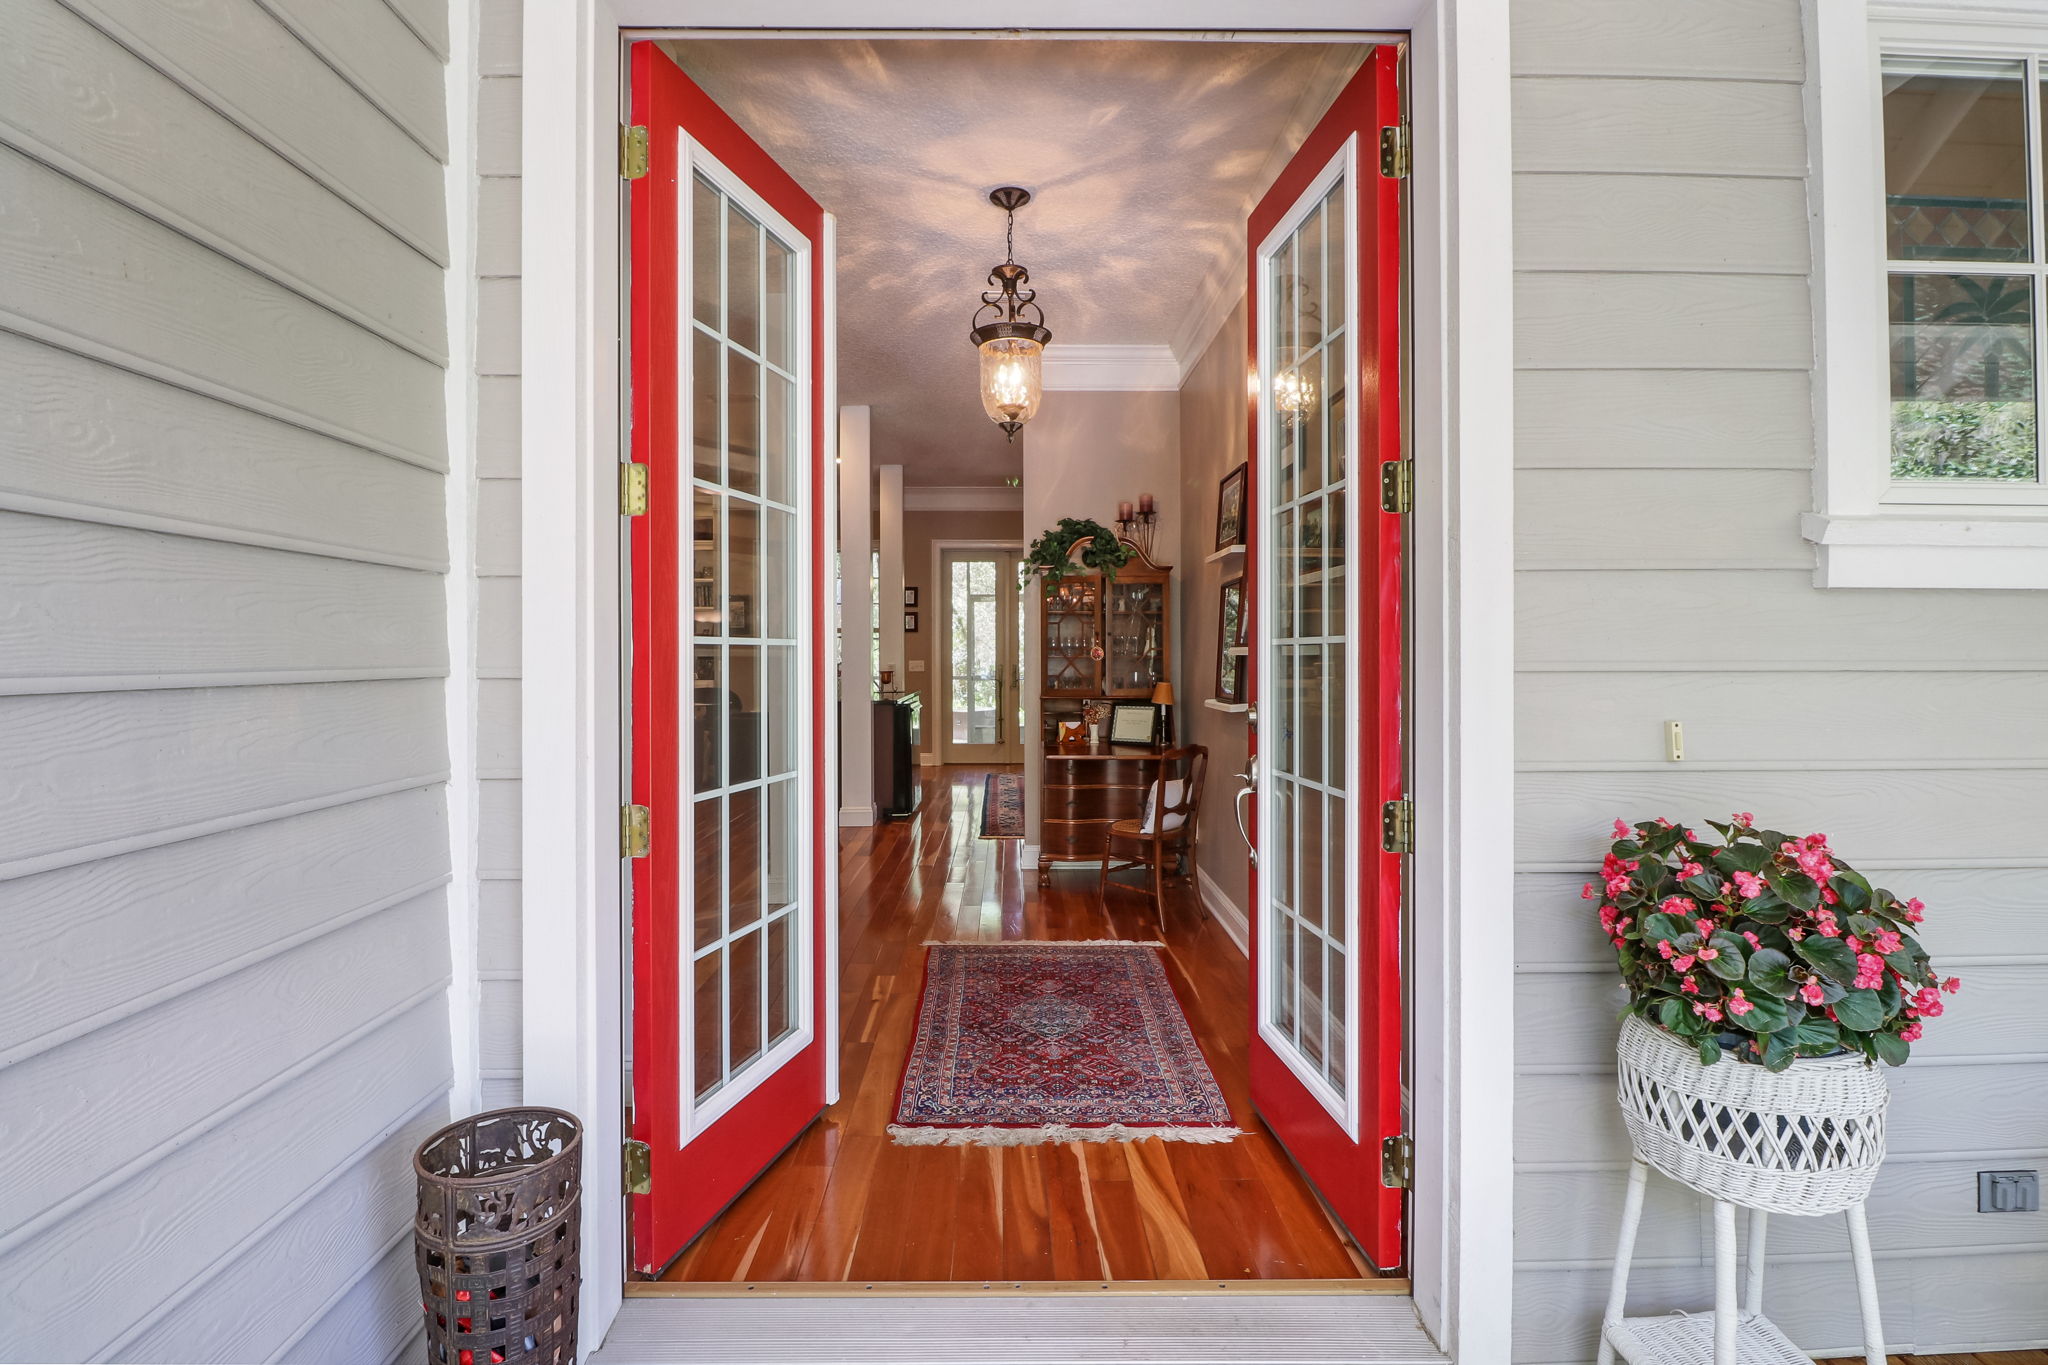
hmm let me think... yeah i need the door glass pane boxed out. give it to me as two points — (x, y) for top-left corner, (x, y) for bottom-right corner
(1261, 175), (1354, 1111)
(682, 168), (809, 1115)
(1889, 272), (2039, 480)
(1882, 56), (2030, 263)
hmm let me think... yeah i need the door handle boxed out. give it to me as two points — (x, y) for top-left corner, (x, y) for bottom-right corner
(1233, 753), (1258, 864)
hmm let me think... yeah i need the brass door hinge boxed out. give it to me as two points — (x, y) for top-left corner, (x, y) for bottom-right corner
(1379, 124), (1411, 179)
(620, 461), (649, 516)
(1379, 459), (1413, 514)
(620, 124), (650, 180)
(1381, 798), (1415, 854)
(1381, 1134), (1414, 1189)
(621, 804), (651, 859)
(623, 1139), (653, 1195)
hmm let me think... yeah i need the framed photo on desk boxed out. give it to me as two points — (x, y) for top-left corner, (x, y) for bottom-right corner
(1108, 702), (1158, 746)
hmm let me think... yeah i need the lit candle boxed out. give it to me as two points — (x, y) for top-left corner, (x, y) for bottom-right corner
(1118, 500), (1133, 520)
(1138, 493), (1154, 514)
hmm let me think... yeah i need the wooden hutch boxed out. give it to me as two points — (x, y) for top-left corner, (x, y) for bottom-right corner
(1038, 544), (1175, 878)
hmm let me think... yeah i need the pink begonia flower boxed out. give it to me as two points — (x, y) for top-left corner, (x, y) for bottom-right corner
(1911, 987), (1946, 1019)
(1732, 812), (1754, 827)
(1695, 945), (1719, 963)
(1655, 817), (1674, 828)
(1599, 906), (1620, 935)
(1943, 976), (1962, 994)
(1904, 897), (1926, 923)
(1582, 881), (1597, 900)
(1686, 829), (1701, 842)
(1820, 885), (1839, 904)
(1814, 913), (1841, 938)
(1874, 931), (1903, 955)
(1656, 939), (1675, 959)
(1899, 1021), (1924, 1043)
(1678, 861), (1705, 880)
(1732, 871), (1766, 898)
(1694, 918), (1716, 938)
(1613, 818), (1631, 839)
(1853, 955), (1885, 991)
(1692, 1002), (1724, 1023)
(1671, 954), (1696, 972)
(1726, 989), (1755, 1017)
(1786, 926), (1806, 941)
(1742, 931), (1762, 952)
(1799, 980), (1826, 1007)
(1680, 975), (1699, 995)
(1846, 935), (1864, 952)
(1659, 895), (1696, 917)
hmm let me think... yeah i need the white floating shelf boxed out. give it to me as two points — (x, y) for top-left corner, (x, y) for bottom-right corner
(1203, 699), (1249, 714)
(1226, 647), (1248, 657)
(1204, 543), (1246, 563)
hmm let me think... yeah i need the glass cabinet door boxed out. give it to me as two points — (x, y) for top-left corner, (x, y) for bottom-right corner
(1041, 576), (1100, 695)
(1102, 577), (1166, 695)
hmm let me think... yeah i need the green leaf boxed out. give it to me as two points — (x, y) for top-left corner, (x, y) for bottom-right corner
(1747, 947), (1797, 998)
(1760, 1029), (1798, 1072)
(1795, 934), (1859, 986)
(1681, 872), (1724, 899)
(1883, 931), (1928, 979)
(1714, 843), (1772, 874)
(1833, 871), (1872, 912)
(1704, 931), (1749, 981)
(1792, 1018), (1841, 1055)
(1831, 988), (1886, 1032)
(1875, 973), (1904, 1021)
(1870, 1031), (1910, 1067)
(1657, 998), (1686, 1033)
(1766, 868), (1821, 911)
(1739, 894), (1790, 925)
(1730, 992), (1790, 1035)
(1642, 912), (1694, 946)
(1845, 914), (1885, 941)
(1697, 1035), (1722, 1066)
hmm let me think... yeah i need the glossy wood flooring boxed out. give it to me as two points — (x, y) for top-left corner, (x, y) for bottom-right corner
(656, 765), (1373, 1284)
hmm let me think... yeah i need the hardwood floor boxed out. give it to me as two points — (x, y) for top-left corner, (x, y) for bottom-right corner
(655, 765), (1374, 1284)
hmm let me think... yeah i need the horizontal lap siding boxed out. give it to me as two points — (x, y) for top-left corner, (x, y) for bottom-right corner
(1510, 4), (2048, 1360)
(473, 0), (525, 1106)
(0, 3), (452, 1363)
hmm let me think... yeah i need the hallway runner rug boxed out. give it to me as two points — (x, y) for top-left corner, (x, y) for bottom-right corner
(978, 772), (1025, 839)
(889, 941), (1241, 1147)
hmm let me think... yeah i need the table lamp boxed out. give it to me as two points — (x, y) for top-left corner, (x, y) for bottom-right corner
(1151, 681), (1175, 747)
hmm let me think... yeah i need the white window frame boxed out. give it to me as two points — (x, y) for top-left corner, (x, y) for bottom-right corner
(673, 136), (818, 1142)
(1806, 0), (2048, 588)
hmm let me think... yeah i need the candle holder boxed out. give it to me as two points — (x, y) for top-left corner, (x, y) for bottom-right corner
(1114, 505), (1158, 560)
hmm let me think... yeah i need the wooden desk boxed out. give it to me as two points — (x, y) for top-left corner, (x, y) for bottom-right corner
(1038, 743), (1188, 884)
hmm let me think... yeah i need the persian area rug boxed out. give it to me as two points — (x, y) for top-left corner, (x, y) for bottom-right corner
(978, 772), (1025, 839)
(889, 941), (1241, 1147)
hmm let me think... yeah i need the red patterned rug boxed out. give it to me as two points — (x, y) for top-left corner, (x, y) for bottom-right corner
(889, 941), (1240, 1146)
(978, 772), (1024, 839)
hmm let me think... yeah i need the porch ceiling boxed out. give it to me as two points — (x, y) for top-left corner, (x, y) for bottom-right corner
(661, 37), (1365, 486)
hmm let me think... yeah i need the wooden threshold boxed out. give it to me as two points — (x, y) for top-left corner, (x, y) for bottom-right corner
(625, 1277), (1411, 1299)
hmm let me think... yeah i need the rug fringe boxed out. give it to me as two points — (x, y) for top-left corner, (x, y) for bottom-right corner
(887, 1123), (1243, 1148)
(920, 938), (1165, 948)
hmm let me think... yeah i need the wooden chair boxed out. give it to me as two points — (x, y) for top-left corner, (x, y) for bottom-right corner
(1098, 746), (1208, 913)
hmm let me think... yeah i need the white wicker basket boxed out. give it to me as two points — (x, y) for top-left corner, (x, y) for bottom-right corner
(1615, 1013), (1889, 1215)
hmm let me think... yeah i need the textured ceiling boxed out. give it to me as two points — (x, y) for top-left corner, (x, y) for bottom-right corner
(662, 39), (1365, 486)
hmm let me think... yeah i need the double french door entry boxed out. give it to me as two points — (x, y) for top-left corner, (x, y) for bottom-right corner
(625, 40), (1409, 1279)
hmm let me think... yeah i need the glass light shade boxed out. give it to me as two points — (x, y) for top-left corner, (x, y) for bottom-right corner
(1274, 366), (1316, 424)
(978, 336), (1044, 430)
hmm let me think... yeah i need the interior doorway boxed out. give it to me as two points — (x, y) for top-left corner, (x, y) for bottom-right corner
(621, 31), (1411, 1296)
(937, 546), (1025, 764)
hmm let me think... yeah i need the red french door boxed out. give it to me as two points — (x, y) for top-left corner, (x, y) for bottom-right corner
(1242, 46), (1407, 1270)
(627, 42), (833, 1275)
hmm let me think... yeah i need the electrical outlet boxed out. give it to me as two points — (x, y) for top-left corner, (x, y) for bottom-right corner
(1978, 1170), (2040, 1213)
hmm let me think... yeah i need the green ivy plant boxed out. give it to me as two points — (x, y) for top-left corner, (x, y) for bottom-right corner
(1590, 815), (1960, 1071)
(1020, 517), (1133, 593)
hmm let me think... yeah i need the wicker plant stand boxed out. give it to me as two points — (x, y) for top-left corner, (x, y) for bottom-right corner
(414, 1108), (582, 1365)
(1598, 1015), (1889, 1365)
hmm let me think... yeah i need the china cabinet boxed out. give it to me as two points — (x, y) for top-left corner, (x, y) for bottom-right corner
(1038, 544), (1172, 720)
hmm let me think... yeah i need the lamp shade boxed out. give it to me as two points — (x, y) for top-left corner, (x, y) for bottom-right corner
(977, 335), (1044, 432)
(1151, 682), (1175, 706)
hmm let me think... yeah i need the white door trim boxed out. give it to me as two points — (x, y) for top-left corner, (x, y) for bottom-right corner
(519, 6), (1513, 1360)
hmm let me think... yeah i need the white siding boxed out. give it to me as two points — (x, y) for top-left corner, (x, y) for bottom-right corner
(1510, 2), (2048, 1358)
(473, 0), (526, 1108)
(0, 3), (453, 1363)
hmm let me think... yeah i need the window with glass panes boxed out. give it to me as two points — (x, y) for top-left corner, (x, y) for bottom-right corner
(1882, 53), (2048, 486)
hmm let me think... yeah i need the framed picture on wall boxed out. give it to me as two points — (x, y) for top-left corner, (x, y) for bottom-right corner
(1215, 576), (1246, 703)
(904, 611), (919, 633)
(904, 586), (919, 607)
(1215, 462), (1248, 551)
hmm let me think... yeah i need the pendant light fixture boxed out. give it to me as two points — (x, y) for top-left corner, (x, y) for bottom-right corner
(969, 186), (1052, 442)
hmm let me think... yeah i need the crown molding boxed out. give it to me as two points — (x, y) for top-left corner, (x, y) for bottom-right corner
(903, 484), (1023, 512)
(1039, 344), (1182, 392)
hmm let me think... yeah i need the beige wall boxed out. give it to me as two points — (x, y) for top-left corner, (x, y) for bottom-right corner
(1177, 300), (1253, 918)
(902, 508), (1022, 759)
(1019, 391), (1183, 851)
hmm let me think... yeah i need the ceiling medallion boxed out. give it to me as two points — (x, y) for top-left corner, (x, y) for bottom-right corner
(968, 186), (1053, 443)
